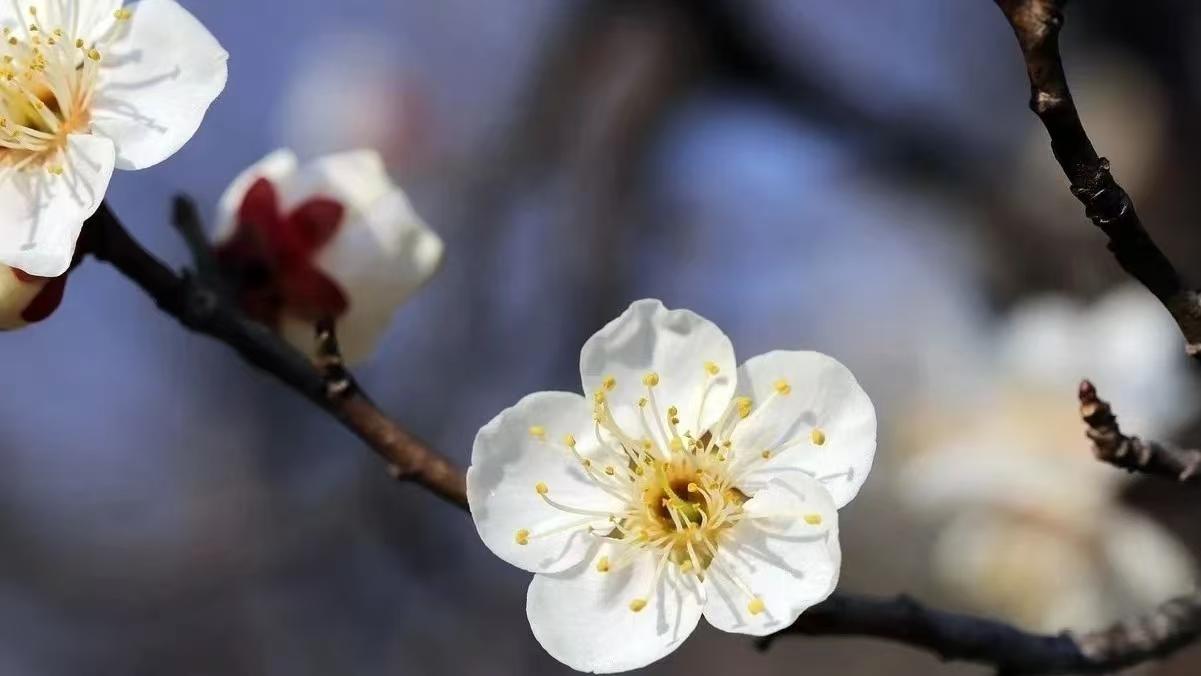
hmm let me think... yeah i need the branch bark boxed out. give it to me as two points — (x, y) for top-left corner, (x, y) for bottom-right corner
(83, 202), (468, 509)
(1078, 380), (1201, 482)
(763, 591), (1201, 675)
(995, 0), (1201, 357)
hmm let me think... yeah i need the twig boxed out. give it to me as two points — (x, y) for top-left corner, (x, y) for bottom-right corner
(171, 195), (221, 286)
(1078, 380), (1201, 482)
(83, 202), (468, 509)
(762, 591), (1201, 675)
(994, 0), (1201, 357)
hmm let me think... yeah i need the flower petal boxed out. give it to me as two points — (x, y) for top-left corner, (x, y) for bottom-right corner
(214, 149), (298, 242)
(703, 476), (841, 636)
(277, 149), (396, 214)
(580, 299), (736, 444)
(468, 391), (623, 574)
(313, 184), (443, 363)
(34, 0), (124, 38)
(0, 134), (115, 277)
(729, 351), (876, 508)
(89, 0), (229, 170)
(527, 544), (705, 673)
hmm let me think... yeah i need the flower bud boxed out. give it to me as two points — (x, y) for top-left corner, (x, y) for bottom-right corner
(213, 149), (443, 362)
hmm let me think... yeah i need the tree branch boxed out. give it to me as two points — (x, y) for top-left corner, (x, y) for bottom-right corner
(994, 0), (1201, 357)
(762, 591), (1201, 675)
(83, 202), (468, 509)
(89, 199), (1201, 672)
(1078, 380), (1201, 482)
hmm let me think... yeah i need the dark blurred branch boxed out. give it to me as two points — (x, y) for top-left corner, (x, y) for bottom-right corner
(995, 0), (1201, 356)
(764, 591), (1201, 674)
(1079, 380), (1201, 482)
(83, 201), (468, 509)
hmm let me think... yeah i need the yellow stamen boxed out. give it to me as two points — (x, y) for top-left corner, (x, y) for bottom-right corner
(811, 428), (826, 446)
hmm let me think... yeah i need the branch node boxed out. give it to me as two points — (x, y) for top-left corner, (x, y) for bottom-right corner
(1078, 379), (1201, 483)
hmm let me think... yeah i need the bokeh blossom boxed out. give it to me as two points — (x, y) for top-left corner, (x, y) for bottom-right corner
(468, 299), (876, 672)
(0, 0), (228, 277)
(897, 285), (1196, 631)
(213, 149), (444, 363)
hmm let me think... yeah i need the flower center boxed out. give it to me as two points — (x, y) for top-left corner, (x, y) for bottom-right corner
(625, 454), (747, 572)
(0, 5), (131, 172)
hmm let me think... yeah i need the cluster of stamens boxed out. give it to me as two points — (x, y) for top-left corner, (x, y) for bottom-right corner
(0, 5), (131, 173)
(518, 362), (829, 618)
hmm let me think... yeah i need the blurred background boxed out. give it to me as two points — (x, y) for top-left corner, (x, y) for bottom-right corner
(3, 0), (1201, 673)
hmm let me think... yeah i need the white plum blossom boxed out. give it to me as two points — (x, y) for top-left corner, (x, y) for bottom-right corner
(0, 262), (66, 329)
(213, 149), (444, 363)
(0, 0), (228, 277)
(468, 300), (876, 673)
(898, 285), (1196, 631)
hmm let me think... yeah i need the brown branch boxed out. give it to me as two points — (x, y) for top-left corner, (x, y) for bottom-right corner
(83, 201), (468, 509)
(994, 0), (1201, 357)
(89, 198), (1201, 673)
(1078, 380), (1201, 482)
(763, 591), (1201, 675)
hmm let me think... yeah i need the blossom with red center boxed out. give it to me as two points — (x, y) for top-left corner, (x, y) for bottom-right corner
(215, 177), (349, 328)
(213, 149), (443, 362)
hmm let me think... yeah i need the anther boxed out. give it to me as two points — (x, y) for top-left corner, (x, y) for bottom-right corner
(811, 428), (826, 446)
(704, 361), (720, 376)
(804, 514), (823, 525)
(535, 482), (549, 495)
(773, 379), (791, 395)
(642, 372), (659, 387)
(602, 375), (617, 391)
(528, 426), (546, 439)
(629, 598), (647, 613)
(596, 556), (611, 573)
(515, 529), (530, 545)
(761, 450), (772, 460)
(736, 397), (753, 419)
(563, 433), (576, 448)
(748, 598), (766, 615)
